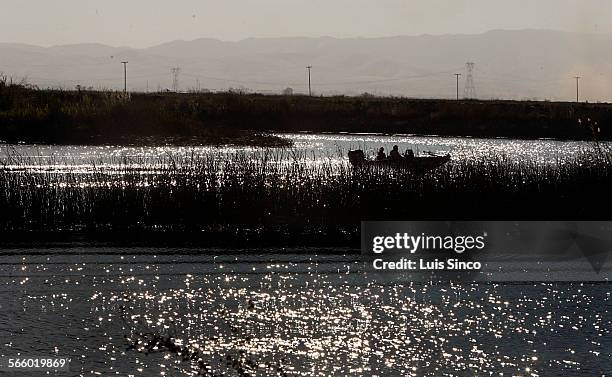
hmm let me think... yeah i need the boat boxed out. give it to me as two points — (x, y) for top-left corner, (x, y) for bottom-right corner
(348, 149), (451, 172)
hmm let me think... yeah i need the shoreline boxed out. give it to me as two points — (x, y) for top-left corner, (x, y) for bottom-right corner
(1, 84), (611, 144)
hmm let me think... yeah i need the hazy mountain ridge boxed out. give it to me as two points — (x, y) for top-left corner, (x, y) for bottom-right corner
(1, 30), (611, 101)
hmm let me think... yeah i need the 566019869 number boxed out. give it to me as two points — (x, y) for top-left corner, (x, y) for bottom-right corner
(1, 357), (71, 371)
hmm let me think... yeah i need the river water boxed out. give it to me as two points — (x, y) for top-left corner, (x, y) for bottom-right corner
(0, 133), (606, 173)
(1, 134), (611, 376)
(0, 248), (610, 376)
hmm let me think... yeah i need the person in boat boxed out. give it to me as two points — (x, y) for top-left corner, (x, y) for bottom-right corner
(404, 149), (415, 159)
(389, 145), (402, 160)
(376, 147), (386, 160)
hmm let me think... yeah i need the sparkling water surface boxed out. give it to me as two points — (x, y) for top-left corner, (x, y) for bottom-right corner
(0, 249), (609, 376)
(1, 133), (606, 173)
(1, 133), (610, 376)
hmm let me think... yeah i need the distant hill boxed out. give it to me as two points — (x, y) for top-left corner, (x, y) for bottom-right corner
(1, 30), (611, 102)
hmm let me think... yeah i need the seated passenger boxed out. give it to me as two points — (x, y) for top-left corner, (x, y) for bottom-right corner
(376, 147), (386, 160)
(389, 145), (402, 160)
(404, 149), (415, 159)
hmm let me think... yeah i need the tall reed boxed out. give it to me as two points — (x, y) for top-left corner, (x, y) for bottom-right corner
(0, 149), (610, 233)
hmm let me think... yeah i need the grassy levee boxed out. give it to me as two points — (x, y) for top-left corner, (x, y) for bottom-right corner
(1, 149), (610, 246)
(1, 79), (612, 144)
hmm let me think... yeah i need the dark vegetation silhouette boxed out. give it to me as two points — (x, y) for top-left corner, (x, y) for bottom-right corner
(120, 296), (288, 376)
(1, 149), (610, 246)
(0, 78), (290, 146)
(1, 78), (611, 144)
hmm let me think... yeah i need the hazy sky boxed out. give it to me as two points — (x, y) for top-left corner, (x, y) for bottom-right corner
(1, 0), (611, 47)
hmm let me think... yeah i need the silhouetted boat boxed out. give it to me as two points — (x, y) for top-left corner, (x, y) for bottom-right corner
(348, 149), (451, 172)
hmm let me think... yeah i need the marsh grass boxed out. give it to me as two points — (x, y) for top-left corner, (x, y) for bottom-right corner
(1, 147), (611, 240)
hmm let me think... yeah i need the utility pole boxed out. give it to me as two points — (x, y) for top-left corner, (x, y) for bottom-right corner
(574, 76), (581, 103)
(454, 73), (461, 100)
(306, 65), (312, 96)
(121, 61), (128, 93)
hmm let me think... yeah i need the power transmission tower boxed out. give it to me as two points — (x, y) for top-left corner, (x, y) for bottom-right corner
(454, 73), (461, 100)
(306, 65), (312, 96)
(121, 61), (128, 92)
(464, 62), (476, 99)
(574, 76), (581, 103)
(171, 67), (181, 92)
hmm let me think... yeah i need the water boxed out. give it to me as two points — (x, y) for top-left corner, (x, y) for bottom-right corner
(0, 249), (610, 376)
(1, 134), (610, 376)
(287, 133), (602, 164)
(0, 133), (605, 173)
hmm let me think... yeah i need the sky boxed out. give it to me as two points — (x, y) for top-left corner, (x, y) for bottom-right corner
(1, 0), (611, 47)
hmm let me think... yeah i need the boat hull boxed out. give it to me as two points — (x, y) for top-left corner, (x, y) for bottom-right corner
(348, 150), (451, 173)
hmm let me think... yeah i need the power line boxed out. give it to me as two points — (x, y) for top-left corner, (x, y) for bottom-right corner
(10, 60), (595, 101)
(25, 73), (166, 83)
(180, 68), (462, 88)
(474, 64), (590, 86)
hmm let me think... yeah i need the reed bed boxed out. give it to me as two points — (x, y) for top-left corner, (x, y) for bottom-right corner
(0, 149), (611, 235)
